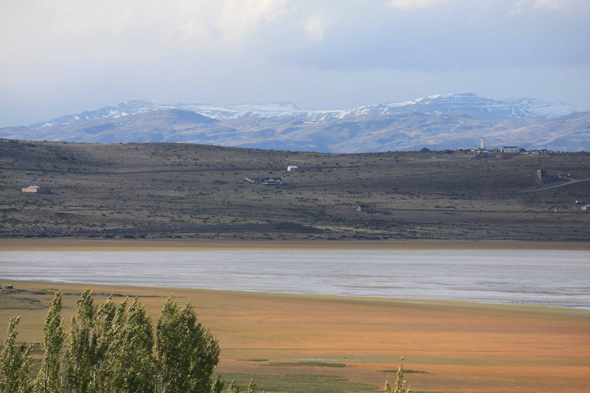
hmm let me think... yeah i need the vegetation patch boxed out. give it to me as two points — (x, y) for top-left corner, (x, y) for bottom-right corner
(0, 294), (49, 310)
(240, 358), (269, 362)
(214, 373), (375, 393)
(264, 361), (347, 368)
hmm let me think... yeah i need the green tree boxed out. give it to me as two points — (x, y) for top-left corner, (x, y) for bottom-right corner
(92, 295), (118, 393)
(210, 376), (224, 393)
(156, 297), (220, 393)
(0, 316), (33, 393)
(247, 379), (256, 393)
(393, 356), (411, 393)
(34, 292), (65, 393)
(226, 379), (239, 393)
(64, 289), (96, 393)
(110, 298), (155, 393)
(384, 379), (391, 393)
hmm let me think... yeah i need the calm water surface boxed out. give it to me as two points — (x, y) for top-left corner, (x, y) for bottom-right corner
(1, 250), (588, 309)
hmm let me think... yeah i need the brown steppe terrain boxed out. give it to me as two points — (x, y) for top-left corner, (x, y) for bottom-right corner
(1, 280), (588, 392)
(1, 139), (590, 242)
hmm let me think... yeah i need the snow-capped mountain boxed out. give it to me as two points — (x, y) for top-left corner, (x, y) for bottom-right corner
(28, 93), (577, 130)
(3, 93), (586, 153)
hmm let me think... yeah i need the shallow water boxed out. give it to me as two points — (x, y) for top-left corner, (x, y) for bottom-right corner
(1, 250), (589, 309)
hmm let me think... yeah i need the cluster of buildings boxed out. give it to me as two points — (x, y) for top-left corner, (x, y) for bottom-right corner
(468, 138), (521, 155)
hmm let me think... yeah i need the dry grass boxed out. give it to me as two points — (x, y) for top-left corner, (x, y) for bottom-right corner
(1, 280), (588, 392)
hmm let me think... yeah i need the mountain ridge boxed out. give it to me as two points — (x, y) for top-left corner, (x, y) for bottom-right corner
(2, 93), (587, 152)
(27, 93), (577, 130)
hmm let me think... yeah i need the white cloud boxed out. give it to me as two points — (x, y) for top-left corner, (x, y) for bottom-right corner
(216, 0), (288, 44)
(179, 20), (210, 41)
(302, 14), (326, 41)
(389, 0), (445, 10)
(534, 0), (561, 8)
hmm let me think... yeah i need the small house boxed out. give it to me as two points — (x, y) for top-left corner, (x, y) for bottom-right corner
(287, 165), (298, 171)
(22, 185), (50, 194)
(582, 205), (590, 211)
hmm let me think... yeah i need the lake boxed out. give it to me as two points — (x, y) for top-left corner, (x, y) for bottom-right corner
(1, 250), (589, 309)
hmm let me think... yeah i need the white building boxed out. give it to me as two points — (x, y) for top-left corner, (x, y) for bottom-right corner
(287, 165), (298, 171)
(22, 185), (50, 194)
(582, 205), (590, 211)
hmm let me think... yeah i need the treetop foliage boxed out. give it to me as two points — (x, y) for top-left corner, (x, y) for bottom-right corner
(0, 290), (222, 393)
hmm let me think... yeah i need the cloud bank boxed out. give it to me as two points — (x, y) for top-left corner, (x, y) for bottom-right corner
(0, 0), (589, 127)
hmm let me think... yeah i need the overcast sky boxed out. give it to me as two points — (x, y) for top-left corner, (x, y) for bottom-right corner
(1, 0), (589, 127)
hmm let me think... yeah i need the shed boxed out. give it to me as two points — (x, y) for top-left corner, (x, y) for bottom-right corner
(287, 165), (298, 171)
(22, 185), (50, 194)
(261, 177), (283, 185)
(357, 204), (376, 214)
(582, 205), (590, 211)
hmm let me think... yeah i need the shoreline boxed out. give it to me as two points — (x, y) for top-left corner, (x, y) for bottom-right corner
(2, 238), (590, 251)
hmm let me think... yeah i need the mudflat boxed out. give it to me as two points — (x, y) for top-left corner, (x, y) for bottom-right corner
(1, 281), (588, 392)
(2, 238), (590, 251)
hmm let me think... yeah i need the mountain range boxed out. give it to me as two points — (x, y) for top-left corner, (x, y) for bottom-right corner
(2, 93), (588, 152)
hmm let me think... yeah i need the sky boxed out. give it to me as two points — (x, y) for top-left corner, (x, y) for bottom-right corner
(1, 0), (589, 127)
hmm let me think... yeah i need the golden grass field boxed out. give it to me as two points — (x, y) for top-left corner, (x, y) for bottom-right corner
(1, 277), (589, 392)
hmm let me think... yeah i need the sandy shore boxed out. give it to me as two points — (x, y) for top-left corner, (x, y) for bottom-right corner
(1, 238), (590, 251)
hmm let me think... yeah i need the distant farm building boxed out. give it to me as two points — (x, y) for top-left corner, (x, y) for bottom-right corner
(502, 146), (519, 154)
(261, 177), (283, 185)
(287, 165), (299, 171)
(22, 185), (50, 194)
(537, 170), (547, 180)
(582, 205), (590, 211)
(357, 204), (376, 214)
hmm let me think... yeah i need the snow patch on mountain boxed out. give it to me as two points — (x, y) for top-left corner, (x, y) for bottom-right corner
(27, 93), (577, 130)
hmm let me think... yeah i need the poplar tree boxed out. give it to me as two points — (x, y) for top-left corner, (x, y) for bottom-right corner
(247, 378), (256, 393)
(384, 379), (392, 393)
(92, 295), (118, 393)
(156, 298), (220, 393)
(110, 298), (155, 393)
(34, 292), (65, 393)
(226, 379), (240, 393)
(64, 289), (96, 393)
(210, 376), (224, 393)
(0, 316), (33, 393)
(393, 356), (411, 393)
(2, 290), (230, 393)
